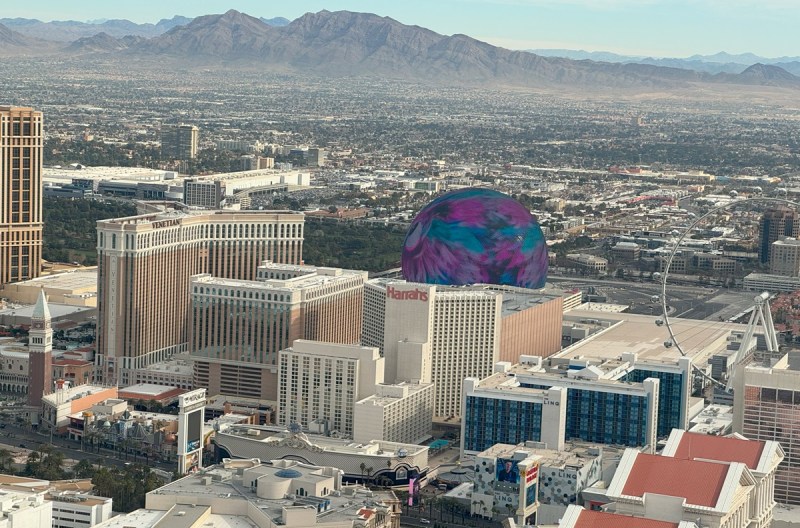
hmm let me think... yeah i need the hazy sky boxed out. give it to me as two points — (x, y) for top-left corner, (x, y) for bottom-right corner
(5, 0), (800, 58)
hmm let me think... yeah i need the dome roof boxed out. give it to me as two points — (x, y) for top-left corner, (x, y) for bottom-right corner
(275, 468), (302, 479)
(401, 188), (547, 289)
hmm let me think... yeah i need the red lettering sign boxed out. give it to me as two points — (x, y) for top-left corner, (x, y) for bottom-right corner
(526, 465), (538, 483)
(386, 286), (429, 302)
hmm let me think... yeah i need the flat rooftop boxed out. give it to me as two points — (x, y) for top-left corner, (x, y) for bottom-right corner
(93, 509), (167, 528)
(0, 302), (93, 320)
(218, 425), (427, 458)
(478, 362), (656, 394)
(0, 338), (28, 357)
(194, 268), (364, 293)
(366, 279), (560, 316)
(139, 360), (193, 375)
(517, 443), (604, 469)
(559, 309), (750, 365)
(47, 491), (109, 507)
(149, 461), (399, 526)
(689, 405), (733, 436)
(97, 208), (303, 227)
(471, 371), (552, 396)
(42, 385), (114, 406)
(119, 383), (185, 398)
(44, 166), (174, 182)
(2, 270), (97, 292)
(357, 382), (433, 406)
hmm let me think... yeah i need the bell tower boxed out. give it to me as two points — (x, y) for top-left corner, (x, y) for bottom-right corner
(28, 289), (53, 408)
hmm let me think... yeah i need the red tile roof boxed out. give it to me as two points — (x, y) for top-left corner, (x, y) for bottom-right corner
(357, 508), (375, 519)
(574, 510), (680, 528)
(622, 453), (728, 508)
(674, 432), (765, 470)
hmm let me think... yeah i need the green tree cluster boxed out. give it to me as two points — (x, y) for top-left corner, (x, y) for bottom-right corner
(22, 445), (67, 481)
(43, 197), (136, 265)
(303, 221), (406, 272)
(0, 449), (13, 474)
(71, 459), (98, 479)
(92, 464), (164, 513)
(45, 139), (160, 168)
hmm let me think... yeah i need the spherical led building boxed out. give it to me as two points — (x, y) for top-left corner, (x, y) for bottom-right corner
(401, 188), (547, 289)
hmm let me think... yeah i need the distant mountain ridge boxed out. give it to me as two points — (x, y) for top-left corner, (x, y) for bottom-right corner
(1, 10), (798, 92)
(261, 17), (290, 27)
(64, 32), (146, 53)
(124, 9), (798, 88)
(533, 48), (800, 76)
(0, 14), (289, 41)
(0, 21), (62, 54)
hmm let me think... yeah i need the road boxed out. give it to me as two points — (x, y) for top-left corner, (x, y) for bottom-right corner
(548, 274), (756, 322)
(0, 423), (176, 473)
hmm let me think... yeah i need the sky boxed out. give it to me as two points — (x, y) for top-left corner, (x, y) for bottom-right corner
(5, 0), (800, 58)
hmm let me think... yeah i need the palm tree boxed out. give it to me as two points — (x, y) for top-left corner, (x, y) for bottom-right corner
(84, 429), (103, 453)
(72, 459), (96, 479)
(0, 448), (14, 474)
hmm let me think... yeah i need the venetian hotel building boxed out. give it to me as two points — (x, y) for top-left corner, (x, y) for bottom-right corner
(0, 106), (43, 287)
(96, 205), (304, 384)
(190, 262), (367, 400)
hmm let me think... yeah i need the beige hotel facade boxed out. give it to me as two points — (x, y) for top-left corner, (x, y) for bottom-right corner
(190, 263), (367, 400)
(0, 106), (43, 287)
(363, 279), (563, 420)
(96, 205), (304, 385)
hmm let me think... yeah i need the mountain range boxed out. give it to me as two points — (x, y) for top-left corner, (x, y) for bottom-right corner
(533, 49), (800, 77)
(1, 9), (798, 91)
(0, 14), (289, 42)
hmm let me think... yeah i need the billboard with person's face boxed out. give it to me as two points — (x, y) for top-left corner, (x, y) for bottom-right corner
(496, 458), (519, 484)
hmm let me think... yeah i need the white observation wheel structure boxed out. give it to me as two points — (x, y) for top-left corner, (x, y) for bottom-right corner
(658, 196), (795, 392)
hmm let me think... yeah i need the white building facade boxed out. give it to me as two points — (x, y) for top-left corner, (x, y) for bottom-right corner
(353, 382), (434, 445)
(278, 341), (383, 438)
(364, 280), (500, 420)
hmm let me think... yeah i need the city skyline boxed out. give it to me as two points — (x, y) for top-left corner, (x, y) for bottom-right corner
(4, 0), (800, 59)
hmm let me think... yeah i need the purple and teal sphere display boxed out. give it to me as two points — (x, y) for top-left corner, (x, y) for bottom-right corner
(401, 188), (548, 288)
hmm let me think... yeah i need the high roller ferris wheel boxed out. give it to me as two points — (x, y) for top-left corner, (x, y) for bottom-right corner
(656, 195), (790, 393)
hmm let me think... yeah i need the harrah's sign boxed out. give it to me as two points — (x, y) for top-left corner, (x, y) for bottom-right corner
(386, 286), (428, 302)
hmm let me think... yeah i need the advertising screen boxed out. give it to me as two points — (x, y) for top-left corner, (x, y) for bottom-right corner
(181, 451), (200, 474)
(496, 458), (519, 484)
(186, 409), (202, 452)
(526, 483), (537, 507)
(408, 477), (421, 506)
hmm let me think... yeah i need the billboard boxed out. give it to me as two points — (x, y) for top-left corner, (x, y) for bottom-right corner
(179, 388), (207, 410)
(496, 458), (519, 484)
(408, 476), (421, 506)
(524, 463), (539, 484)
(526, 482), (538, 507)
(186, 409), (202, 453)
(181, 451), (200, 474)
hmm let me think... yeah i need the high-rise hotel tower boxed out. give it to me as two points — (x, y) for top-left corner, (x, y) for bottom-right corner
(759, 207), (800, 264)
(0, 106), (43, 287)
(96, 204), (304, 385)
(190, 262), (367, 400)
